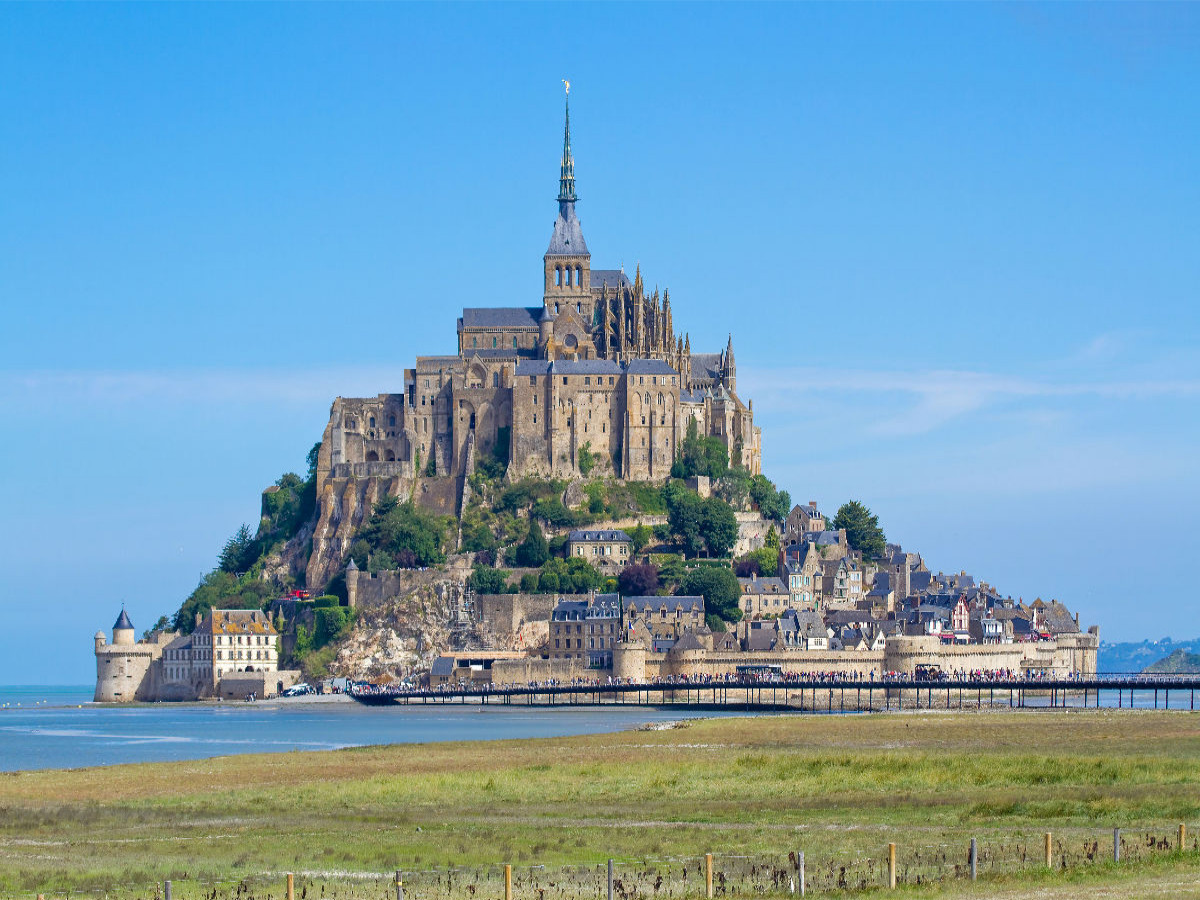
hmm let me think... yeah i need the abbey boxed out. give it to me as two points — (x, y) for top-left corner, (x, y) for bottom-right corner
(315, 93), (759, 500)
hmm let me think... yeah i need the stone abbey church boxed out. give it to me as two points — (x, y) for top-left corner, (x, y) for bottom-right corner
(309, 94), (760, 582)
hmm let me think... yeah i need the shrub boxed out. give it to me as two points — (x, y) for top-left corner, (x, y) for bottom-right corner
(470, 565), (508, 594)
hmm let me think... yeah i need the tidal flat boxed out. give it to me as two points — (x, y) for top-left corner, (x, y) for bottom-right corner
(2, 710), (1199, 898)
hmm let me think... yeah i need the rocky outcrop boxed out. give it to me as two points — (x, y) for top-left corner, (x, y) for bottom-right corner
(331, 559), (498, 680)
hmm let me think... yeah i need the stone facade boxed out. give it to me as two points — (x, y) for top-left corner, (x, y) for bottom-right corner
(307, 95), (761, 587)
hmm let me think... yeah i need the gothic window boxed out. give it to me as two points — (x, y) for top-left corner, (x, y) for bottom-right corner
(657, 393), (664, 406)
(644, 393), (651, 406)
(389, 416), (395, 427)
(576, 302), (581, 313)
(369, 416), (375, 428)
(513, 337), (518, 348)
(473, 337), (478, 348)
(493, 337), (498, 348)
(493, 372), (499, 387)
(556, 266), (562, 287)
(575, 265), (582, 286)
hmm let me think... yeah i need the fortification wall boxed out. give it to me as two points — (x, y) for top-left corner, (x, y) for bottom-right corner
(475, 593), (559, 635)
(882, 636), (1095, 677)
(217, 670), (302, 701)
(490, 657), (585, 686)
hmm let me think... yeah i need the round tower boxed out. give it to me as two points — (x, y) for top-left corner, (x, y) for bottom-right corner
(112, 607), (135, 646)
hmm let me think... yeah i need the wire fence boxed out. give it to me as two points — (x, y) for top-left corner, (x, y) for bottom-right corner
(11, 826), (1196, 900)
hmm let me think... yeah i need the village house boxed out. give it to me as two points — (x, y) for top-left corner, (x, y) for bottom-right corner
(549, 592), (621, 667)
(784, 502), (825, 540)
(783, 541), (823, 609)
(736, 572), (789, 618)
(566, 529), (632, 573)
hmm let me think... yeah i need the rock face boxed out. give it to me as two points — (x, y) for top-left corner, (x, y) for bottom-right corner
(331, 560), (498, 680)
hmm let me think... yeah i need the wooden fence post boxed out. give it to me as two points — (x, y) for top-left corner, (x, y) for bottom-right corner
(969, 838), (977, 881)
(1114, 828), (1121, 863)
(1044, 833), (1052, 868)
(287, 873), (295, 900)
(607, 859), (613, 900)
(504, 864), (512, 900)
(705, 853), (714, 899)
(887, 842), (896, 889)
(1180, 823), (1187, 851)
(798, 851), (805, 898)
(395, 870), (404, 900)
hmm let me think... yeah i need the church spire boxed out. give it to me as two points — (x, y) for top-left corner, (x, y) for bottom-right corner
(558, 80), (577, 205)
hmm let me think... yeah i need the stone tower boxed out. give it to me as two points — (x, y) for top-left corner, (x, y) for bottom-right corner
(543, 83), (592, 321)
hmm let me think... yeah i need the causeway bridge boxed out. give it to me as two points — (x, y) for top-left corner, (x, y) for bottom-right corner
(350, 675), (1200, 712)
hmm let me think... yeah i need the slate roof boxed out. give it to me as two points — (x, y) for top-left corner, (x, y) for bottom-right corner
(552, 600), (589, 621)
(546, 206), (589, 256)
(690, 353), (723, 380)
(590, 269), (632, 290)
(625, 359), (678, 375)
(680, 389), (706, 403)
(568, 530), (631, 542)
(113, 608), (134, 631)
(460, 307), (543, 329)
(514, 359), (623, 377)
(738, 576), (787, 596)
(624, 595), (705, 614)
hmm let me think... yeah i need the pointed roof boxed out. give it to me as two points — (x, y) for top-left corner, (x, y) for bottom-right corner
(725, 334), (735, 368)
(558, 84), (577, 204)
(113, 608), (134, 631)
(546, 85), (589, 257)
(346, 556), (358, 572)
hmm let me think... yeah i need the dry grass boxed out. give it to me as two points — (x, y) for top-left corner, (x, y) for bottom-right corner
(1, 710), (1198, 897)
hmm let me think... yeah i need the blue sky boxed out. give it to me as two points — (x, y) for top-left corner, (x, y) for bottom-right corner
(1, 3), (1197, 684)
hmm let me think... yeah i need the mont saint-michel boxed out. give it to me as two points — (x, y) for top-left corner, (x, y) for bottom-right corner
(93, 92), (1096, 704)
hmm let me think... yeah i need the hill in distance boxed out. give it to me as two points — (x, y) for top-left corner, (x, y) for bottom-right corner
(1099, 637), (1200, 674)
(1142, 648), (1200, 675)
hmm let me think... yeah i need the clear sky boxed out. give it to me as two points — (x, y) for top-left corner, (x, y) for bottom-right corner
(1, 3), (1197, 684)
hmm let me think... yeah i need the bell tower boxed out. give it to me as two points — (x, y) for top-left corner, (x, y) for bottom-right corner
(543, 81), (592, 320)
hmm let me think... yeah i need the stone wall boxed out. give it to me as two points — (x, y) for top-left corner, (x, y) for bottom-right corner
(216, 669), (302, 701)
(475, 592), (560, 635)
(490, 656), (586, 686)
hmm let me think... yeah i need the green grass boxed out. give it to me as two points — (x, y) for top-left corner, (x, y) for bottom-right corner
(2, 711), (1199, 898)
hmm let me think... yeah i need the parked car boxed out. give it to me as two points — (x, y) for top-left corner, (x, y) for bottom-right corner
(282, 683), (315, 697)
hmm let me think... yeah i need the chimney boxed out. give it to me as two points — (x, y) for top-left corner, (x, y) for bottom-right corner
(809, 501), (817, 509)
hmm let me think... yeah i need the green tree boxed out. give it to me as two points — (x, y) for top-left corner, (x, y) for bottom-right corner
(715, 468), (751, 510)
(577, 441), (595, 476)
(470, 565), (508, 594)
(680, 566), (742, 624)
(313, 606), (352, 646)
(665, 484), (706, 557)
(832, 499), (887, 559)
(749, 474), (790, 522)
(218, 524), (257, 574)
(515, 519), (550, 567)
(628, 523), (652, 554)
(700, 497), (739, 557)
(765, 524), (781, 552)
(356, 496), (449, 567)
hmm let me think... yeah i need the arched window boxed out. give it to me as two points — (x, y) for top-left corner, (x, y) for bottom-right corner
(369, 416), (375, 428)
(575, 265), (582, 286)
(657, 393), (664, 406)
(389, 415), (395, 427)
(556, 266), (562, 287)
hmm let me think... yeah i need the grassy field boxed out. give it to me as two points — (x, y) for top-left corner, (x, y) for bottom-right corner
(2, 710), (1199, 898)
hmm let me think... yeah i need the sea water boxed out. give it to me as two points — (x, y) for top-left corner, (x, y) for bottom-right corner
(0, 685), (726, 772)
